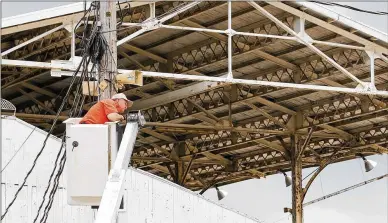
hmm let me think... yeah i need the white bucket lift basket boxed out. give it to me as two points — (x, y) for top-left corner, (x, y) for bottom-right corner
(64, 118), (119, 206)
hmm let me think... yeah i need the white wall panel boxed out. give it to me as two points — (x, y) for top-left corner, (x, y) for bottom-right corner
(121, 168), (259, 223)
(2, 117), (258, 223)
(1, 117), (95, 223)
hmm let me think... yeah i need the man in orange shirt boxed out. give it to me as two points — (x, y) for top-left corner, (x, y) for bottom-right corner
(80, 93), (133, 124)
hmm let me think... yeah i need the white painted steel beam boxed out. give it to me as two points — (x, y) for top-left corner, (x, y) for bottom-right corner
(2, 59), (388, 96)
(294, 1), (388, 45)
(1, 24), (65, 57)
(124, 22), (366, 52)
(366, 51), (376, 88)
(117, 1), (201, 46)
(117, 29), (149, 46)
(268, 1), (388, 55)
(234, 31), (297, 41)
(311, 40), (365, 51)
(47, 68), (388, 96)
(248, 1), (367, 89)
(134, 70), (388, 96)
(161, 24), (227, 34)
(227, 0), (233, 79)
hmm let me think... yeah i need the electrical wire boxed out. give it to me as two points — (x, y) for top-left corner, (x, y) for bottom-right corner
(32, 137), (66, 223)
(1, 126), (36, 173)
(1, 80), (72, 174)
(310, 1), (388, 15)
(1, 53), (84, 221)
(39, 147), (67, 223)
(33, 1), (112, 221)
(1, 1), (111, 220)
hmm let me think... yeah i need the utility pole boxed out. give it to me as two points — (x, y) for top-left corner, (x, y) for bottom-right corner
(99, 0), (117, 99)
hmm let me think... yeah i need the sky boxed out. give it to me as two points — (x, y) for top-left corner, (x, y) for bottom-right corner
(1, 1), (388, 223)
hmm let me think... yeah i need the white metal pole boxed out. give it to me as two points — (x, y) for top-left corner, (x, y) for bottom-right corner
(161, 24), (227, 34)
(227, 0), (233, 79)
(158, 1), (201, 23)
(134, 70), (388, 96)
(369, 52), (375, 87)
(1, 24), (65, 57)
(2, 58), (388, 96)
(235, 31), (297, 41)
(311, 40), (365, 51)
(117, 28), (148, 46)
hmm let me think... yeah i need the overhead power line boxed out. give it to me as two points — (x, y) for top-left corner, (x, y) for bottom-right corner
(304, 174), (388, 207)
(310, 1), (388, 15)
(1, 1), (109, 221)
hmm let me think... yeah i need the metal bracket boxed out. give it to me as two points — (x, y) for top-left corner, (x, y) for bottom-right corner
(127, 110), (146, 126)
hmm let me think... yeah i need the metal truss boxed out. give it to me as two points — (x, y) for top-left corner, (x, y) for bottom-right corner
(132, 93), (388, 164)
(135, 124), (388, 189)
(2, 1), (387, 97)
(112, 1), (386, 95)
(2, 2), (388, 221)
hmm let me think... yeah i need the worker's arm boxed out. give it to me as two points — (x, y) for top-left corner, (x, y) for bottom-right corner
(107, 113), (124, 122)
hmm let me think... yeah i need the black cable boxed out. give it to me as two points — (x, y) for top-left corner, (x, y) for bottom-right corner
(310, 1), (388, 15)
(32, 137), (66, 223)
(32, 4), (110, 221)
(1, 126), (37, 173)
(1, 79), (72, 175)
(117, 1), (124, 27)
(40, 148), (67, 223)
(1, 55), (85, 221)
(2, 0), (111, 220)
(35, 65), (88, 222)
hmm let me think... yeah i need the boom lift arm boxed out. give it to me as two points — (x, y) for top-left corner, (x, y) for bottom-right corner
(95, 111), (145, 223)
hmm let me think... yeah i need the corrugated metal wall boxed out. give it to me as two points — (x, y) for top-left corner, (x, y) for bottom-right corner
(2, 116), (258, 223)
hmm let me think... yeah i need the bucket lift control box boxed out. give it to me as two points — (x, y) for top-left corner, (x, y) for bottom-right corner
(64, 118), (119, 206)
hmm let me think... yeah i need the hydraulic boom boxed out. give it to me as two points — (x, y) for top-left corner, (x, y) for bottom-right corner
(95, 111), (145, 223)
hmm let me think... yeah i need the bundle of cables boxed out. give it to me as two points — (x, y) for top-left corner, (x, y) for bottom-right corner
(1, 1), (113, 222)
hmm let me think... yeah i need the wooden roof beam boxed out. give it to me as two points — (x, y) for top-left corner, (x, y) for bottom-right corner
(140, 128), (175, 142)
(20, 82), (57, 98)
(121, 43), (167, 64)
(17, 88), (56, 115)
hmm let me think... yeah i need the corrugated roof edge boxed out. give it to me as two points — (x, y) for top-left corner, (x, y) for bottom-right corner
(295, 1), (388, 44)
(1, 116), (62, 143)
(1, 1), (149, 30)
(2, 2), (90, 28)
(129, 166), (261, 222)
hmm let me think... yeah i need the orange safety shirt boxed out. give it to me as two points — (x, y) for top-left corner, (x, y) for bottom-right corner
(80, 99), (120, 124)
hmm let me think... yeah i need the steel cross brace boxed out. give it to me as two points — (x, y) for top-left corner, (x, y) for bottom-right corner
(95, 111), (145, 223)
(247, 1), (371, 90)
(117, 1), (201, 46)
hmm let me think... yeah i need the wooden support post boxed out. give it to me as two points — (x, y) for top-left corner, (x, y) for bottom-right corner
(99, 0), (117, 99)
(176, 161), (184, 185)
